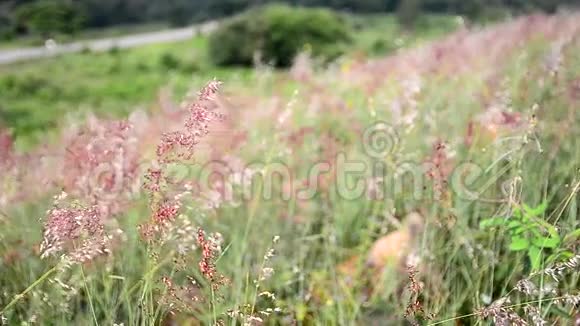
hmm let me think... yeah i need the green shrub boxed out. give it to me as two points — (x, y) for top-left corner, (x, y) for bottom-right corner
(159, 52), (181, 70)
(209, 4), (352, 67)
(14, 0), (86, 36)
(108, 45), (121, 55)
(370, 38), (399, 56)
(181, 61), (202, 73)
(168, 5), (192, 27)
(0, 74), (53, 97)
(0, 15), (15, 40)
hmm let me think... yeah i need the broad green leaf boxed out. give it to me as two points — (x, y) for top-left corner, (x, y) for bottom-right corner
(531, 236), (560, 248)
(528, 246), (542, 271)
(522, 203), (532, 215)
(523, 201), (547, 217)
(546, 225), (559, 239)
(507, 220), (522, 229)
(532, 217), (559, 239)
(531, 228), (543, 238)
(480, 217), (505, 229)
(509, 236), (530, 251)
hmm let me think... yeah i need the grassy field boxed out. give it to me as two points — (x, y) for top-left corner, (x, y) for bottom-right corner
(1, 12), (579, 326)
(0, 36), (253, 148)
(0, 14), (459, 148)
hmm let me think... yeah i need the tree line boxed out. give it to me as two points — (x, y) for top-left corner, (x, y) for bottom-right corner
(0, 0), (577, 38)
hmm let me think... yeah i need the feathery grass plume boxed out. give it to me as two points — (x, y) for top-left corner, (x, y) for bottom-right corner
(403, 264), (434, 325)
(0, 128), (61, 209)
(158, 275), (204, 316)
(0, 129), (15, 207)
(512, 254), (580, 297)
(139, 80), (229, 324)
(156, 79), (223, 163)
(290, 52), (313, 82)
(554, 293), (580, 307)
(40, 192), (111, 264)
(0, 129), (13, 164)
(156, 228), (226, 320)
(475, 254), (580, 325)
(390, 75), (421, 126)
(524, 305), (547, 326)
(197, 227), (227, 290)
(425, 140), (452, 204)
(530, 254), (579, 282)
(63, 117), (140, 217)
(476, 297), (528, 326)
(141, 80), (223, 238)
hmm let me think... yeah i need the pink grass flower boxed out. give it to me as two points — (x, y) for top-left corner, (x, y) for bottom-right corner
(156, 80), (224, 164)
(40, 194), (110, 263)
(63, 118), (140, 217)
(141, 80), (224, 239)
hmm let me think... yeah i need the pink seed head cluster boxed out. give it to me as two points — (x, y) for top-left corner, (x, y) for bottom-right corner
(426, 141), (452, 200)
(156, 80), (223, 163)
(0, 129), (13, 164)
(196, 228), (226, 290)
(153, 200), (181, 225)
(0, 129), (15, 206)
(63, 118), (140, 217)
(143, 167), (163, 194)
(40, 194), (110, 263)
(143, 80), (224, 238)
(197, 228), (216, 282)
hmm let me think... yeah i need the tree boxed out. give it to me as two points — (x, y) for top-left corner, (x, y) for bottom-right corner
(15, 0), (85, 35)
(0, 5), (15, 39)
(209, 4), (352, 67)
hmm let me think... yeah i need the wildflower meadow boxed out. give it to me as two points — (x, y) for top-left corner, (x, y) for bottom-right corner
(0, 7), (579, 326)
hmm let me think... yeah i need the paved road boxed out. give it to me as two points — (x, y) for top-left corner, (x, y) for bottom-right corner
(0, 22), (218, 65)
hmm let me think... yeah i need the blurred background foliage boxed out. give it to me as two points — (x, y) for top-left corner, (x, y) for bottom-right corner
(209, 5), (353, 67)
(0, 3), (459, 147)
(0, 0), (578, 41)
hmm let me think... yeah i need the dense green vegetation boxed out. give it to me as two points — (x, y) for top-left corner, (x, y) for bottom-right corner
(209, 5), (353, 67)
(12, 0), (85, 36)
